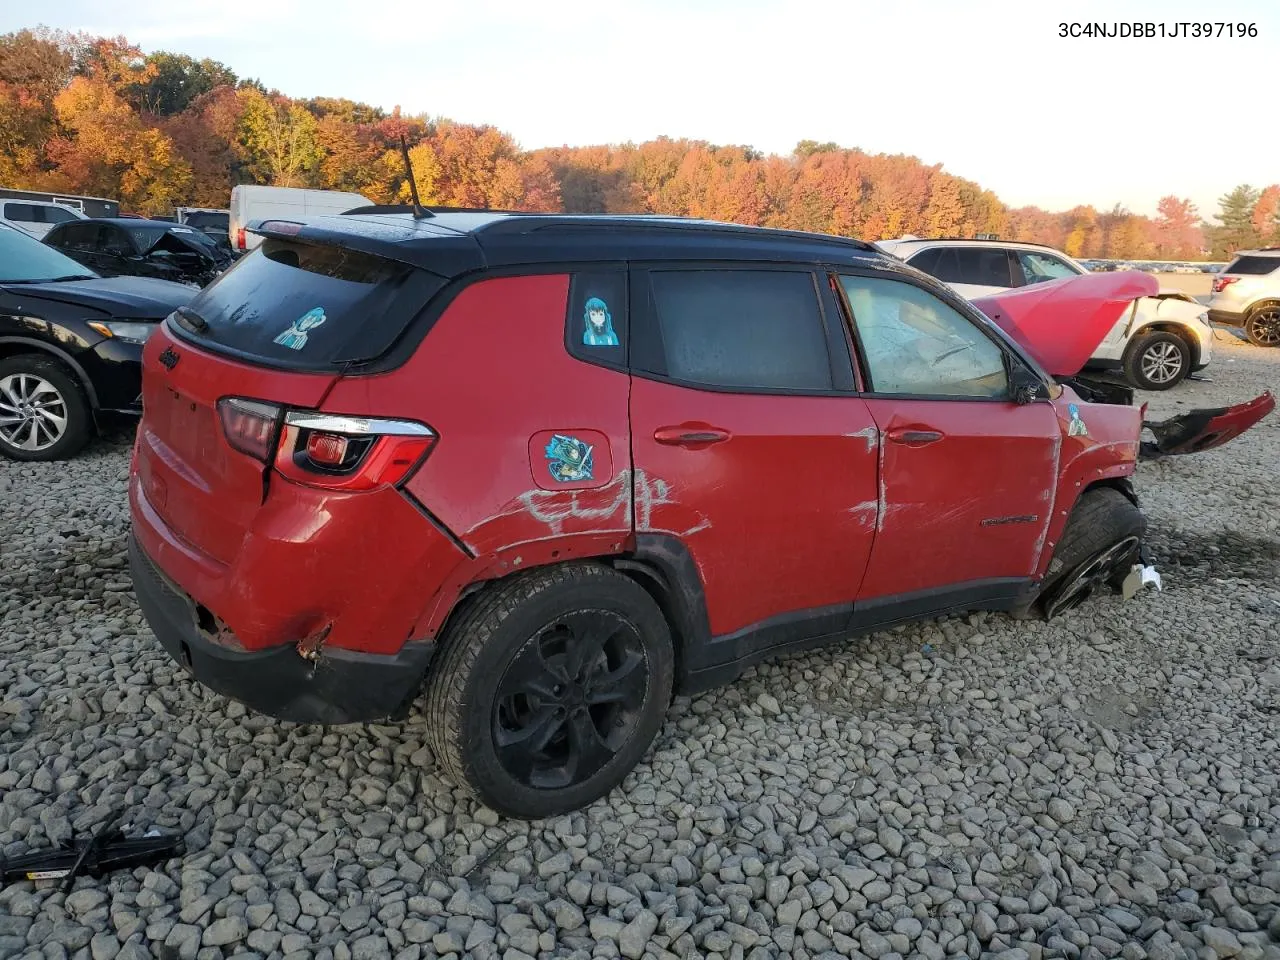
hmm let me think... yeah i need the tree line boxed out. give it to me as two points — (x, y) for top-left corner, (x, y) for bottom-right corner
(1, 28), (1273, 260)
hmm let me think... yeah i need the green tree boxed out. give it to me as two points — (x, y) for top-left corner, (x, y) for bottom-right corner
(129, 52), (236, 115)
(1209, 184), (1260, 257)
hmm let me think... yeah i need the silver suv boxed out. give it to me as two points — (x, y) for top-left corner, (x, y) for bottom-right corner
(1206, 249), (1280, 347)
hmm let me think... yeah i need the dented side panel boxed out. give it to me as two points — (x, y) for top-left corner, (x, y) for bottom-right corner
(349, 275), (635, 559)
(628, 376), (880, 637)
(856, 397), (1062, 599)
(1035, 387), (1143, 578)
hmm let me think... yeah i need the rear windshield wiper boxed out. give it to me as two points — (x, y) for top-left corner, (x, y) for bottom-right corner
(173, 306), (209, 334)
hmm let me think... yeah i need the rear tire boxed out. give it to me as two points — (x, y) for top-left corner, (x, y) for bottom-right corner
(1037, 488), (1145, 620)
(423, 564), (674, 819)
(1122, 331), (1189, 390)
(0, 354), (93, 462)
(1243, 305), (1280, 347)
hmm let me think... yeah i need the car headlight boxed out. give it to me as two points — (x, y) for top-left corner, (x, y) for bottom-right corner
(86, 320), (156, 345)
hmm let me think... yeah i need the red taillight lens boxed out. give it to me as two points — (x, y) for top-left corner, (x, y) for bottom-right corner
(236, 227), (246, 250)
(275, 413), (435, 490)
(1212, 276), (1239, 293)
(217, 398), (282, 462)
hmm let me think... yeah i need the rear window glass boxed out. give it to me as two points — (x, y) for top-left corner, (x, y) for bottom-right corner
(173, 238), (445, 367)
(184, 212), (229, 230)
(1224, 255), (1280, 276)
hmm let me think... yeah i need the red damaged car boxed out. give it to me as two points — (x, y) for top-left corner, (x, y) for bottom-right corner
(127, 212), (1273, 818)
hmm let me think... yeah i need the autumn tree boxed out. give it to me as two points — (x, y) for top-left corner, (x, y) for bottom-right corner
(48, 74), (192, 212)
(0, 28), (75, 185)
(237, 87), (321, 187)
(1250, 185), (1280, 246)
(1152, 196), (1201, 258)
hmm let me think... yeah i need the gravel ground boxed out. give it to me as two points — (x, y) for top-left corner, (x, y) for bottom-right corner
(1, 336), (1278, 960)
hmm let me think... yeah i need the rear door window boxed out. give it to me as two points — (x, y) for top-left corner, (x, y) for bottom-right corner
(172, 238), (446, 369)
(42, 205), (79, 224)
(632, 268), (836, 391)
(1224, 255), (1280, 275)
(921, 247), (1015, 287)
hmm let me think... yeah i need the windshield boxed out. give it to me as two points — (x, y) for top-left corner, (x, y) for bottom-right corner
(0, 225), (98, 282)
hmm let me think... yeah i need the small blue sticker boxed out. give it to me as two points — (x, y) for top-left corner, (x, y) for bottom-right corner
(544, 434), (594, 482)
(274, 307), (327, 350)
(1067, 403), (1089, 437)
(582, 297), (619, 347)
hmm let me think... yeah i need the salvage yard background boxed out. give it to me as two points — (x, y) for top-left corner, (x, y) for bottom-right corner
(0, 336), (1277, 959)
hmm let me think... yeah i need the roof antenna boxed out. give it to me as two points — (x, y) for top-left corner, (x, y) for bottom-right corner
(399, 134), (433, 219)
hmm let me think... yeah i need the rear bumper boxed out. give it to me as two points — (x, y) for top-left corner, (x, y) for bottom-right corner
(129, 533), (436, 724)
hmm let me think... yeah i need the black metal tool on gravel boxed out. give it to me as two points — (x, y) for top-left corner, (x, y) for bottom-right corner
(0, 810), (184, 889)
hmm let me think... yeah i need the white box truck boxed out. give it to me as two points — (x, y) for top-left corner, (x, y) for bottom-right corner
(228, 185), (373, 253)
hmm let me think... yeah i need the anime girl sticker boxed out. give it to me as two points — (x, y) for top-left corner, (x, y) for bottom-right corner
(1067, 403), (1089, 437)
(544, 434), (595, 482)
(582, 297), (619, 347)
(273, 307), (327, 350)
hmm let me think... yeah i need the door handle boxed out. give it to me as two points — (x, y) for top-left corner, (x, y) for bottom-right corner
(654, 424), (732, 448)
(886, 427), (944, 446)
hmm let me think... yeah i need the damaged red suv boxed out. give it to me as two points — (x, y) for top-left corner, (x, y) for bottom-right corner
(128, 212), (1273, 818)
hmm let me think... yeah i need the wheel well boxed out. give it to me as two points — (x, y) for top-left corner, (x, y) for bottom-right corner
(1082, 476), (1139, 509)
(0, 340), (99, 408)
(1132, 323), (1199, 366)
(430, 555), (695, 697)
(1246, 299), (1280, 317)
(612, 558), (689, 686)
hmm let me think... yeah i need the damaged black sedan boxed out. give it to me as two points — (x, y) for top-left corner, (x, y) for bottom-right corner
(43, 218), (232, 289)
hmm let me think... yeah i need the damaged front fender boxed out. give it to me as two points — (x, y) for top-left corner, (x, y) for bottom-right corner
(1140, 391), (1275, 458)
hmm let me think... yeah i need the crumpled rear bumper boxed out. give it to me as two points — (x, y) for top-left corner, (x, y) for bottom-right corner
(129, 533), (435, 724)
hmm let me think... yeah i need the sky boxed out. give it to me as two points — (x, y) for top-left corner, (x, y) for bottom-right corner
(5, 0), (1278, 220)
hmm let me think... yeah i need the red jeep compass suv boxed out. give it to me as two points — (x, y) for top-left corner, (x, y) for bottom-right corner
(128, 211), (1271, 818)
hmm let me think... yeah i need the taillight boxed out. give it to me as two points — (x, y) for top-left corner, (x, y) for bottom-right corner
(1212, 276), (1239, 293)
(236, 227), (246, 250)
(275, 411), (435, 490)
(217, 398), (282, 462)
(217, 400), (434, 489)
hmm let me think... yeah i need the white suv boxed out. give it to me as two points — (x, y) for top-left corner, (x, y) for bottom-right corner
(1205, 249), (1280, 347)
(877, 237), (1215, 390)
(0, 199), (87, 239)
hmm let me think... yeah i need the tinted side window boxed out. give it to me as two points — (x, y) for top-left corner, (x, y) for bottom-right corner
(42, 206), (79, 224)
(840, 274), (1009, 399)
(566, 270), (627, 367)
(51, 223), (96, 248)
(926, 247), (1014, 287)
(636, 269), (832, 391)
(1225, 255), (1280, 276)
(906, 248), (942, 275)
(4, 203), (38, 223)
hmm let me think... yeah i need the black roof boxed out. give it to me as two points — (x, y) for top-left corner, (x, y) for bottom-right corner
(89, 218), (185, 229)
(247, 211), (888, 279)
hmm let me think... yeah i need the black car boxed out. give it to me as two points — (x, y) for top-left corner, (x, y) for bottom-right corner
(0, 223), (196, 461)
(43, 218), (233, 288)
